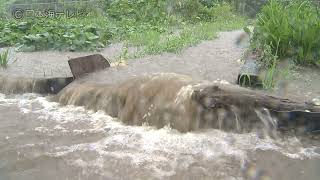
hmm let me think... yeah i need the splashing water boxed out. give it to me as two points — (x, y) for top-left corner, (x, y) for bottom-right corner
(0, 93), (319, 179)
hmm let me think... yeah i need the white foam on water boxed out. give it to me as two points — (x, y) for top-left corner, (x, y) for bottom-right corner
(0, 93), (319, 178)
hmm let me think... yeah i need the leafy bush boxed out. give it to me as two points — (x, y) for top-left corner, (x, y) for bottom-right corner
(105, 0), (168, 24)
(0, 0), (244, 52)
(228, 0), (269, 17)
(0, 18), (113, 51)
(0, 0), (15, 18)
(166, 0), (235, 22)
(252, 0), (320, 66)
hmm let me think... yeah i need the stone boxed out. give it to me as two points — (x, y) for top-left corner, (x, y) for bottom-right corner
(68, 54), (110, 79)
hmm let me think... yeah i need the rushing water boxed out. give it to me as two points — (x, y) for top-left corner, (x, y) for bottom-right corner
(0, 93), (319, 180)
(1, 29), (320, 179)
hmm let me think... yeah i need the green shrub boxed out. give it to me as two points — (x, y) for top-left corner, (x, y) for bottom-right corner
(0, 18), (113, 51)
(105, 0), (168, 24)
(252, 0), (320, 66)
(167, 0), (235, 22)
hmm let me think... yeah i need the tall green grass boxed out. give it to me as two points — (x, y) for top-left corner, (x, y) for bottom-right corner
(262, 39), (280, 89)
(252, 0), (320, 66)
(0, 49), (9, 68)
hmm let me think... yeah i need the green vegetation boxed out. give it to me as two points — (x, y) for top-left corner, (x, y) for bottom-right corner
(262, 41), (279, 89)
(0, 0), (245, 53)
(244, 0), (320, 89)
(0, 20), (112, 51)
(2, 0), (317, 91)
(0, 49), (9, 68)
(128, 19), (245, 55)
(239, 74), (253, 87)
(252, 0), (320, 66)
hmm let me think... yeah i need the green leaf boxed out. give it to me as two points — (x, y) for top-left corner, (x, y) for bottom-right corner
(85, 32), (99, 41)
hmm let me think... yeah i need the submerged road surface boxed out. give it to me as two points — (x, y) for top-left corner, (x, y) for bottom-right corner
(0, 31), (320, 179)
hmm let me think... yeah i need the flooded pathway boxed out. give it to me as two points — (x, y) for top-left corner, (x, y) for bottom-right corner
(0, 94), (319, 180)
(0, 31), (320, 179)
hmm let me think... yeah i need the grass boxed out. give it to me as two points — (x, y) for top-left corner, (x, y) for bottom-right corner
(0, 0), (246, 55)
(252, 0), (320, 66)
(126, 18), (245, 56)
(244, 0), (320, 90)
(239, 74), (252, 87)
(0, 49), (9, 68)
(262, 58), (277, 89)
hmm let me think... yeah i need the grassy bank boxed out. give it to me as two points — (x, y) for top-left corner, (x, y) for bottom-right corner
(0, 0), (246, 54)
(251, 0), (320, 67)
(244, 0), (320, 89)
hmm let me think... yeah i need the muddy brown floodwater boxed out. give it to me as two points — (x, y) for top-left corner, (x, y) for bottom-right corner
(0, 31), (319, 180)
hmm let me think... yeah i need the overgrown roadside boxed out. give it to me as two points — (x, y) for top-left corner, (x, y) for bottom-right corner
(0, 0), (246, 56)
(243, 0), (320, 91)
